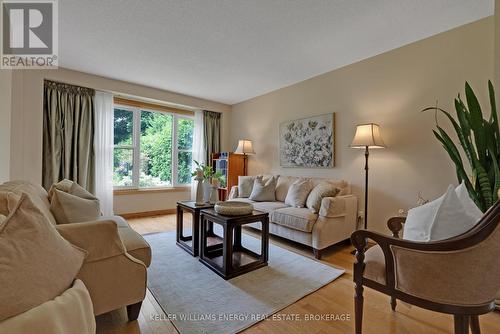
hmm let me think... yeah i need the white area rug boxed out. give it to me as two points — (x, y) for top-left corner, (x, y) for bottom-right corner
(144, 231), (344, 334)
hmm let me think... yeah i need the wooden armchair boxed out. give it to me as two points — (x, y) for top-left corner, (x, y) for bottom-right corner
(351, 201), (500, 334)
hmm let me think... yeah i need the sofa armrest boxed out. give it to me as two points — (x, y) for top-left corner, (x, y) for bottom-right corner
(56, 220), (126, 262)
(228, 186), (239, 200)
(319, 195), (356, 218)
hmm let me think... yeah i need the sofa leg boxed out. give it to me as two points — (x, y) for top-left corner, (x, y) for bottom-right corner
(127, 301), (143, 321)
(313, 248), (322, 260)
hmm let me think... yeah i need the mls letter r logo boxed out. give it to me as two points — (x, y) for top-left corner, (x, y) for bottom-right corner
(1, 0), (58, 68)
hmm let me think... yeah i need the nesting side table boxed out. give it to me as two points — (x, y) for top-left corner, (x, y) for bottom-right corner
(199, 209), (269, 280)
(176, 201), (214, 256)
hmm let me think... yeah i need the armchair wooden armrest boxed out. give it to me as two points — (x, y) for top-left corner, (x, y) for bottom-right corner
(387, 217), (405, 238)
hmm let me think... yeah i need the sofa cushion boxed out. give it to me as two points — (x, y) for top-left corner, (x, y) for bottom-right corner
(455, 182), (483, 220)
(0, 194), (87, 321)
(275, 176), (299, 202)
(249, 176), (277, 202)
(0, 181), (57, 225)
(403, 185), (477, 242)
(238, 176), (256, 198)
(306, 182), (340, 213)
(50, 188), (101, 224)
(364, 245), (386, 284)
(253, 201), (289, 213)
(284, 178), (313, 208)
(48, 179), (74, 198)
(310, 178), (350, 196)
(0, 191), (21, 216)
(271, 207), (318, 232)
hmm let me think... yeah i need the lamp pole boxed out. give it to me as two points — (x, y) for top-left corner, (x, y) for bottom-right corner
(243, 153), (248, 176)
(364, 146), (369, 230)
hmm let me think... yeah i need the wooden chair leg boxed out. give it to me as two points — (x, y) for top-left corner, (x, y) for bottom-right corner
(127, 301), (143, 321)
(390, 297), (397, 311)
(454, 315), (470, 334)
(354, 283), (364, 334)
(470, 315), (481, 334)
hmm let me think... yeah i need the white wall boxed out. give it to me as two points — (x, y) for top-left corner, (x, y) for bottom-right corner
(230, 18), (494, 233)
(9, 67), (231, 214)
(0, 70), (12, 183)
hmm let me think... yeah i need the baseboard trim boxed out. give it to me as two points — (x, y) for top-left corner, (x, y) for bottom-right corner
(119, 208), (177, 219)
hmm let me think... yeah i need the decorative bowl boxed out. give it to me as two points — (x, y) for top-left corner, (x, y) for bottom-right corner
(214, 201), (253, 216)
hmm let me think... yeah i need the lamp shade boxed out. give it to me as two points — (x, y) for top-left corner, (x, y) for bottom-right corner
(350, 123), (386, 148)
(234, 139), (255, 155)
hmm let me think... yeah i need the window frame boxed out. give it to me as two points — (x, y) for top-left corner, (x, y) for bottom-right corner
(113, 104), (194, 190)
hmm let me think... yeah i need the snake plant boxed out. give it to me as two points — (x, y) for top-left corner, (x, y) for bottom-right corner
(423, 81), (500, 212)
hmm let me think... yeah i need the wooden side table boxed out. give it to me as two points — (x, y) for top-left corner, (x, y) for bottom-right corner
(176, 201), (214, 257)
(199, 209), (269, 280)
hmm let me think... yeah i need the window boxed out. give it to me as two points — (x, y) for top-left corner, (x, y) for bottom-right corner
(113, 105), (194, 189)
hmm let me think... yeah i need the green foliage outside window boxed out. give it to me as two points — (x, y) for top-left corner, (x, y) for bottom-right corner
(113, 108), (194, 188)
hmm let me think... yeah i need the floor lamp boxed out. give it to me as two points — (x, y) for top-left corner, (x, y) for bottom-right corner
(350, 124), (386, 230)
(234, 139), (255, 175)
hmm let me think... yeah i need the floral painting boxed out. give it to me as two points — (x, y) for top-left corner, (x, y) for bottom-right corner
(279, 113), (335, 168)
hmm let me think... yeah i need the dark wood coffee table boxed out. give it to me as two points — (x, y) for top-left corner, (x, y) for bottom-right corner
(199, 209), (269, 280)
(176, 201), (214, 257)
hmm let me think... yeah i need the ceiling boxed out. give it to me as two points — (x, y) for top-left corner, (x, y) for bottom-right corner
(60, 1), (493, 105)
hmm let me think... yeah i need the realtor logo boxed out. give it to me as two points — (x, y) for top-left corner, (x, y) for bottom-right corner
(1, 0), (58, 69)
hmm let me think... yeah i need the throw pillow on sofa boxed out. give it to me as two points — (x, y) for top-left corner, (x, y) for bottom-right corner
(455, 181), (483, 220)
(238, 176), (256, 198)
(285, 178), (313, 208)
(0, 193), (87, 321)
(0, 191), (21, 216)
(403, 185), (479, 242)
(50, 182), (101, 224)
(306, 182), (340, 213)
(249, 176), (277, 201)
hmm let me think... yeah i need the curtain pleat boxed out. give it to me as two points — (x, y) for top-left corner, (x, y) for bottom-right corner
(203, 110), (221, 164)
(42, 80), (95, 193)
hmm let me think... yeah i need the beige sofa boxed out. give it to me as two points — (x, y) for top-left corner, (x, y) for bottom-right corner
(0, 181), (151, 320)
(228, 175), (358, 259)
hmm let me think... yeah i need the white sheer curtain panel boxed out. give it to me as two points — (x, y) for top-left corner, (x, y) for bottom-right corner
(94, 91), (115, 215)
(191, 110), (205, 200)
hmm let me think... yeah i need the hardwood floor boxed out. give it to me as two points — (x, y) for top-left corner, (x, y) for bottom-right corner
(96, 214), (500, 334)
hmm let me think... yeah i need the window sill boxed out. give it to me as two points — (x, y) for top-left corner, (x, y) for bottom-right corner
(114, 187), (191, 196)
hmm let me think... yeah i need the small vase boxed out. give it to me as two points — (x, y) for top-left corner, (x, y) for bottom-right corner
(195, 175), (205, 206)
(209, 185), (219, 204)
(203, 180), (211, 203)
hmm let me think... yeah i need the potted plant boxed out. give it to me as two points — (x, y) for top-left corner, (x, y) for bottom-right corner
(423, 81), (499, 213)
(192, 161), (225, 203)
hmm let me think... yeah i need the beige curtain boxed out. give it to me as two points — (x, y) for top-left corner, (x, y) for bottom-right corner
(42, 80), (95, 193)
(203, 110), (221, 164)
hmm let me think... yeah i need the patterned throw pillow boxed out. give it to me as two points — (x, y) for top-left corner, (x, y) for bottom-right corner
(306, 182), (340, 213)
(284, 179), (313, 208)
(249, 176), (277, 202)
(0, 194), (86, 321)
